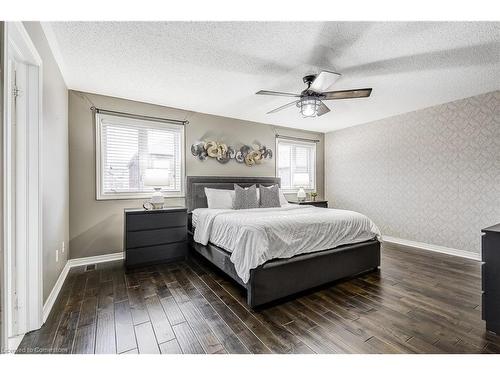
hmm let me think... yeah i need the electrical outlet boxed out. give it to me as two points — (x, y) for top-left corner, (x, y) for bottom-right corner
(56, 249), (59, 262)
(62, 241), (65, 253)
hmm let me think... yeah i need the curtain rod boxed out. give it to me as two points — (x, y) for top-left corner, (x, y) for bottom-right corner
(275, 134), (320, 143)
(90, 106), (189, 125)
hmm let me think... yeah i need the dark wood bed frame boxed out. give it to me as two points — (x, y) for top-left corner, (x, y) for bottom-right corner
(186, 176), (381, 308)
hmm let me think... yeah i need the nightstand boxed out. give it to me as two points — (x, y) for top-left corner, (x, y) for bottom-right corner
(288, 200), (328, 208)
(481, 223), (500, 334)
(124, 207), (187, 268)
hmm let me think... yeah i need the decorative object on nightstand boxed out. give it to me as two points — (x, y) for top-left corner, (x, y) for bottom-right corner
(143, 168), (171, 210)
(481, 223), (500, 334)
(310, 192), (318, 201)
(124, 207), (187, 268)
(294, 173), (309, 202)
(289, 200), (328, 208)
(296, 187), (306, 202)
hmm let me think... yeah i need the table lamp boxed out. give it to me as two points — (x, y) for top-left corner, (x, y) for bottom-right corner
(294, 173), (309, 202)
(143, 168), (171, 209)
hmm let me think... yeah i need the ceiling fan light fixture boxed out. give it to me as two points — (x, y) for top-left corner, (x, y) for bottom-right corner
(299, 97), (320, 117)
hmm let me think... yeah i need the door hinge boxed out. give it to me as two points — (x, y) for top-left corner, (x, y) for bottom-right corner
(12, 85), (23, 98)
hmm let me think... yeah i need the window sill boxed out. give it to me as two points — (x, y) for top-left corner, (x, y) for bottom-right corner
(96, 194), (185, 201)
(281, 189), (316, 194)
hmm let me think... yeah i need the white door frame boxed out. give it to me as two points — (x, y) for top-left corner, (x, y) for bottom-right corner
(2, 22), (43, 350)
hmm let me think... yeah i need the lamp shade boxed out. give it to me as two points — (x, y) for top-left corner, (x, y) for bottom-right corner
(143, 169), (170, 187)
(294, 173), (310, 187)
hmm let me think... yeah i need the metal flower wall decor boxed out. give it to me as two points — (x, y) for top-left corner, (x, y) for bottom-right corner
(191, 140), (273, 167)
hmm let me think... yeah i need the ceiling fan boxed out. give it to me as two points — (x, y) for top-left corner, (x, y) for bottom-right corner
(256, 70), (372, 118)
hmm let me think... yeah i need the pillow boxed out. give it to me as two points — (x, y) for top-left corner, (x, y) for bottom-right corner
(204, 188), (234, 209)
(234, 184), (259, 209)
(279, 189), (289, 206)
(259, 184), (281, 208)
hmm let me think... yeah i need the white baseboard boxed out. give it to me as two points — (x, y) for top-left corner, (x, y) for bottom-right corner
(382, 235), (481, 261)
(67, 252), (124, 268)
(42, 252), (124, 323)
(42, 261), (70, 323)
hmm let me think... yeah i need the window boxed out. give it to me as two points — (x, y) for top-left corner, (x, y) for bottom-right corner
(276, 138), (316, 192)
(96, 113), (185, 200)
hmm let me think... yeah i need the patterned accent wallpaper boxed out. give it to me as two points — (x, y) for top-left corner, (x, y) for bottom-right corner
(325, 90), (500, 255)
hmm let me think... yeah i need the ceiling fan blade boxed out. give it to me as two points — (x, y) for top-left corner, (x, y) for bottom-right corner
(309, 70), (341, 92)
(322, 88), (372, 100)
(266, 100), (299, 114)
(317, 101), (330, 117)
(256, 90), (301, 98)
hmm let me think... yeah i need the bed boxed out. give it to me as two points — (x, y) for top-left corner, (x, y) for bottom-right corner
(186, 176), (381, 308)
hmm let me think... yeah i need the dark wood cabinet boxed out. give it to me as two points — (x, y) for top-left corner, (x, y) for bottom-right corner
(124, 207), (187, 268)
(288, 200), (328, 208)
(481, 223), (500, 334)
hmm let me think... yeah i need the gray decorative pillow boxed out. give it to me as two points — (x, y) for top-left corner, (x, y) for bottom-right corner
(259, 184), (280, 208)
(234, 184), (259, 209)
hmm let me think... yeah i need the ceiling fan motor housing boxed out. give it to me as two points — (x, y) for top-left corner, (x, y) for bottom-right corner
(303, 74), (317, 87)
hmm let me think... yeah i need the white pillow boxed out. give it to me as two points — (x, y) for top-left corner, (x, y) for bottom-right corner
(204, 188), (235, 209)
(279, 189), (289, 206)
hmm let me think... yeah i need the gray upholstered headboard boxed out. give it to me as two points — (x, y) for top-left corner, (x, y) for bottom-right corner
(185, 176), (281, 212)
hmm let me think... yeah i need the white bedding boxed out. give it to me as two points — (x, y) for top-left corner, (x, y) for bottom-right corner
(192, 205), (381, 283)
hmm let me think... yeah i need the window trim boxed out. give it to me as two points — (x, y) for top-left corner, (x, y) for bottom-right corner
(95, 112), (185, 201)
(275, 137), (317, 193)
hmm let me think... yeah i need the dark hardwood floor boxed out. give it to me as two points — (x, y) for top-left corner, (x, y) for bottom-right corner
(17, 243), (500, 354)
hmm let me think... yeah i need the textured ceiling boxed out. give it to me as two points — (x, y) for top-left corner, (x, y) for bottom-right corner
(44, 22), (500, 132)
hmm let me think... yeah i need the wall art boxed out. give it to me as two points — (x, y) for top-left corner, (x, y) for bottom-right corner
(191, 140), (272, 167)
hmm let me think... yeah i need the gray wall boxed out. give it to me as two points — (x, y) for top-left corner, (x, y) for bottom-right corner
(325, 90), (500, 256)
(69, 90), (324, 259)
(24, 22), (69, 303)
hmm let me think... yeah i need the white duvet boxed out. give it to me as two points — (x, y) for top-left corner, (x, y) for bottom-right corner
(193, 205), (381, 283)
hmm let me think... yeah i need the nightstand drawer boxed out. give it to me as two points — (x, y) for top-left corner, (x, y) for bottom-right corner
(482, 292), (486, 320)
(126, 226), (186, 249)
(127, 211), (186, 231)
(482, 262), (486, 291)
(126, 242), (187, 267)
(482, 234), (488, 262)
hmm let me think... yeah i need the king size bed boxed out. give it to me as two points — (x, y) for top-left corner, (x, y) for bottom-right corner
(186, 176), (381, 308)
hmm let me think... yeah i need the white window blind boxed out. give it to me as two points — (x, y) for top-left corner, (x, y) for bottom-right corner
(276, 138), (316, 191)
(96, 113), (184, 200)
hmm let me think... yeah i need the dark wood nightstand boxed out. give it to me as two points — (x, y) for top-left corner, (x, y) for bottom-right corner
(481, 223), (500, 334)
(288, 200), (328, 208)
(124, 207), (187, 268)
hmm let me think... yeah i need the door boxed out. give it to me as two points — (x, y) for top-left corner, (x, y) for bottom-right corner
(8, 59), (18, 338)
(8, 60), (30, 338)
(0, 20), (5, 352)
(3, 23), (43, 350)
